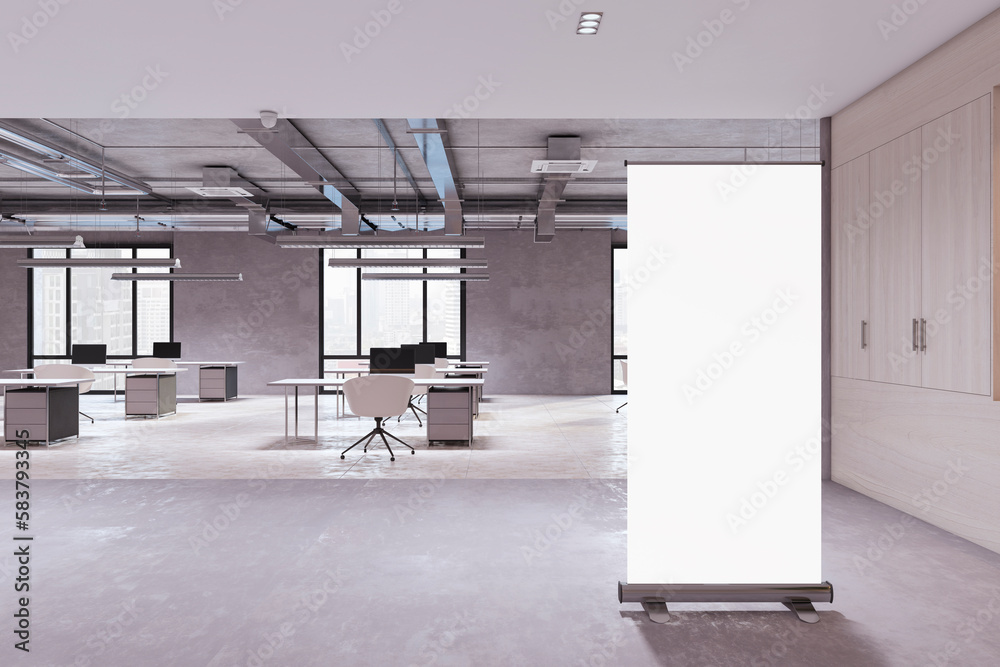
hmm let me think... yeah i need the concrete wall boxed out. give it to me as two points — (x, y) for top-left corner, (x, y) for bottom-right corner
(173, 232), (320, 396)
(465, 229), (614, 395)
(0, 247), (29, 375)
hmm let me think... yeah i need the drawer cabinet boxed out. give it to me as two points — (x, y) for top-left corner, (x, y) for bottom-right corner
(199, 366), (237, 400)
(4, 387), (78, 445)
(125, 374), (177, 417)
(427, 388), (473, 444)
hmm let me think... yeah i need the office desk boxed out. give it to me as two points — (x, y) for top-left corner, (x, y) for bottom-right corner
(91, 368), (187, 418)
(437, 367), (487, 414)
(1, 378), (85, 446)
(175, 362), (244, 401)
(266, 377), (485, 444)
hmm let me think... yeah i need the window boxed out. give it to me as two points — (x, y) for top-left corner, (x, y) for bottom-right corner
(29, 245), (173, 391)
(321, 248), (465, 374)
(613, 245), (627, 392)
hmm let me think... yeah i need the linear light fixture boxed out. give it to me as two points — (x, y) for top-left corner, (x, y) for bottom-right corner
(111, 272), (243, 282)
(328, 258), (487, 269)
(0, 235), (85, 249)
(577, 12), (603, 34)
(0, 122), (151, 195)
(361, 272), (489, 282)
(18, 257), (180, 269)
(277, 236), (485, 249)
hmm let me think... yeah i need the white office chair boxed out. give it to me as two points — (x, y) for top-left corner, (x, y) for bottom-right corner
(340, 375), (415, 461)
(617, 360), (628, 413)
(434, 357), (449, 369)
(131, 357), (176, 370)
(398, 363), (434, 425)
(33, 363), (96, 423)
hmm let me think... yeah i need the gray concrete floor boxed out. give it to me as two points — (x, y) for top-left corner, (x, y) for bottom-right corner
(1, 394), (999, 665)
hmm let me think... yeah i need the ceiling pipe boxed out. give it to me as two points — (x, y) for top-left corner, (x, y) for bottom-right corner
(407, 119), (462, 235)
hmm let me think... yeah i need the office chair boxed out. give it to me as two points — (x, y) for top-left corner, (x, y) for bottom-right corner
(398, 363), (433, 425)
(33, 363), (96, 423)
(616, 360), (627, 413)
(340, 374), (415, 462)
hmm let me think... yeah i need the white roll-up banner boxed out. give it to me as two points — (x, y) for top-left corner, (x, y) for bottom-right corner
(627, 164), (821, 585)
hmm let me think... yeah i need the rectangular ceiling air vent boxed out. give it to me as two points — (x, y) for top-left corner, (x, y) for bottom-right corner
(530, 160), (598, 174)
(186, 186), (254, 197)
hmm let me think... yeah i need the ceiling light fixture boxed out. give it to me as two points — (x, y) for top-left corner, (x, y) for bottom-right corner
(328, 258), (487, 269)
(111, 272), (243, 282)
(361, 272), (489, 282)
(260, 110), (279, 129)
(0, 235), (85, 249)
(276, 236), (485, 249)
(577, 11), (603, 34)
(18, 257), (180, 269)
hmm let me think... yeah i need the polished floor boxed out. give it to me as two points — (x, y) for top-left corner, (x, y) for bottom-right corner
(0, 393), (626, 479)
(0, 479), (999, 666)
(3, 393), (1000, 665)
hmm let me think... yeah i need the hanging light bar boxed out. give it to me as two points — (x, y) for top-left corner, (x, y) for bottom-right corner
(111, 272), (243, 282)
(0, 235), (85, 249)
(361, 272), (489, 281)
(18, 257), (180, 269)
(328, 258), (487, 269)
(277, 236), (484, 249)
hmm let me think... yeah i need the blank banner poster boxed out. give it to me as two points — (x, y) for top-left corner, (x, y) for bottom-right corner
(627, 164), (821, 585)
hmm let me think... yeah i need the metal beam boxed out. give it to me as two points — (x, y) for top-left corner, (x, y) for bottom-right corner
(407, 119), (463, 235)
(231, 118), (364, 235)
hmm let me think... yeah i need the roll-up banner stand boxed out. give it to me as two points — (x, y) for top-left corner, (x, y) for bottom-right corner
(621, 163), (832, 623)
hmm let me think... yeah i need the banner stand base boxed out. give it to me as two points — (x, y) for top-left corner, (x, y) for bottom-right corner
(619, 581), (834, 624)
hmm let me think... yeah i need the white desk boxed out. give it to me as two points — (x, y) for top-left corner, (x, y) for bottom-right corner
(175, 362), (244, 401)
(1, 378), (87, 446)
(267, 377), (485, 444)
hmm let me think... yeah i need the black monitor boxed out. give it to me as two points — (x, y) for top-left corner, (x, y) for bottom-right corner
(152, 341), (182, 359)
(369, 347), (415, 374)
(402, 343), (436, 365)
(423, 341), (448, 358)
(71, 344), (107, 365)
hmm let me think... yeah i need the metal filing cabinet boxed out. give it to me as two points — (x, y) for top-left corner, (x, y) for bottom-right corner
(125, 374), (177, 417)
(200, 366), (237, 400)
(4, 387), (79, 445)
(427, 387), (473, 444)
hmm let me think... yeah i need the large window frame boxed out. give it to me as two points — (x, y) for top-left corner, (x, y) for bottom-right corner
(613, 244), (627, 394)
(319, 248), (467, 381)
(27, 243), (174, 392)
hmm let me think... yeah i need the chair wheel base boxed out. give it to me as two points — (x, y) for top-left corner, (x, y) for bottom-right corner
(390, 456), (395, 461)
(340, 454), (345, 459)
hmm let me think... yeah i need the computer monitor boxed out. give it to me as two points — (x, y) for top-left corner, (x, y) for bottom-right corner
(369, 347), (415, 374)
(402, 343), (436, 365)
(423, 341), (448, 358)
(152, 341), (182, 359)
(71, 344), (107, 365)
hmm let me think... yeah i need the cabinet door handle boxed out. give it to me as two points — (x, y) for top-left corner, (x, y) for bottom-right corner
(861, 320), (868, 350)
(912, 318), (918, 351)
(920, 318), (927, 352)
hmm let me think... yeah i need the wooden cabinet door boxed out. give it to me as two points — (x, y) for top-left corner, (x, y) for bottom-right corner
(921, 96), (991, 394)
(869, 129), (923, 386)
(831, 155), (870, 379)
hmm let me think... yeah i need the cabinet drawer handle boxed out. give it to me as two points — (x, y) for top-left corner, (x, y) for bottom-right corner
(921, 318), (927, 352)
(861, 320), (868, 350)
(912, 318), (918, 351)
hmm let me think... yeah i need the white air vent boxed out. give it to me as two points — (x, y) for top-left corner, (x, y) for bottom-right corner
(530, 160), (597, 174)
(186, 186), (253, 197)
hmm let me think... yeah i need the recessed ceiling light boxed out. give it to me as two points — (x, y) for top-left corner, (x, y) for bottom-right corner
(581, 12), (603, 21)
(577, 28), (598, 35)
(579, 21), (600, 28)
(577, 12), (603, 35)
